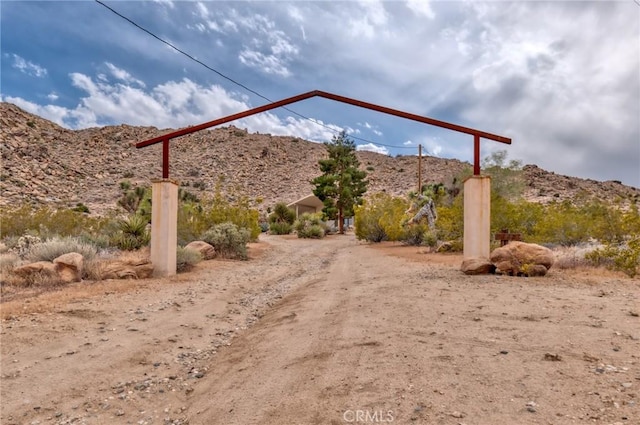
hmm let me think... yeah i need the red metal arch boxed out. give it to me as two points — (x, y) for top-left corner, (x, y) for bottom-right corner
(136, 90), (511, 178)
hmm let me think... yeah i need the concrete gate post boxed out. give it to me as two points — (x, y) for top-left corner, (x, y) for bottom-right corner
(150, 179), (178, 277)
(463, 175), (491, 260)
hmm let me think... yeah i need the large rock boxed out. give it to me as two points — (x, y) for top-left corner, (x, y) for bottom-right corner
(490, 241), (554, 276)
(13, 261), (58, 278)
(101, 259), (154, 280)
(184, 241), (216, 260)
(461, 257), (496, 275)
(53, 252), (84, 283)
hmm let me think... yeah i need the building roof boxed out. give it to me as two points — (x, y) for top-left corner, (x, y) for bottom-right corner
(287, 194), (324, 209)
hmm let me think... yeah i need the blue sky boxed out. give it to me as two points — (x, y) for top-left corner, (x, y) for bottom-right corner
(2, 0), (639, 187)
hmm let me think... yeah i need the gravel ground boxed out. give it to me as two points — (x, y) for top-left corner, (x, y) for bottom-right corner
(1, 234), (639, 425)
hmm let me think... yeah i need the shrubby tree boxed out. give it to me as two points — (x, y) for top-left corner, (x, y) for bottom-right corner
(312, 131), (368, 234)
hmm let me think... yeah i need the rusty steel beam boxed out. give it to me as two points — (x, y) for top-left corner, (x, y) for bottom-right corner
(474, 134), (480, 176)
(136, 89), (511, 178)
(136, 91), (320, 149)
(162, 139), (169, 179)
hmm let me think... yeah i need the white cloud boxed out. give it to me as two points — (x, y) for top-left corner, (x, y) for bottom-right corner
(405, 0), (435, 19)
(348, 0), (389, 39)
(403, 140), (413, 146)
(47, 92), (59, 101)
(105, 63), (146, 87)
(356, 143), (389, 155)
(359, 121), (383, 136)
(239, 49), (292, 77)
(151, 0), (174, 9)
(3, 69), (348, 144)
(9, 54), (47, 77)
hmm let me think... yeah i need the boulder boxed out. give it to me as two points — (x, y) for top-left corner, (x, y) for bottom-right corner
(184, 241), (216, 260)
(490, 241), (554, 276)
(461, 257), (496, 275)
(13, 261), (58, 278)
(53, 252), (84, 283)
(102, 259), (154, 280)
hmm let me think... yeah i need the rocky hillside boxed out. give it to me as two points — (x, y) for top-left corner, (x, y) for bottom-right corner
(1, 102), (638, 216)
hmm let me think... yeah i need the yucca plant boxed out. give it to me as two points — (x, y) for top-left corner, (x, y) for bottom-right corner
(112, 215), (150, 251)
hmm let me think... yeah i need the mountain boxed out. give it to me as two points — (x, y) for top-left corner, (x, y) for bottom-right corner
(1, 102), (638, 216)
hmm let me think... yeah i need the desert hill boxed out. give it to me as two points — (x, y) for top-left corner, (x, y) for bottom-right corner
(1, 102), (638, 216)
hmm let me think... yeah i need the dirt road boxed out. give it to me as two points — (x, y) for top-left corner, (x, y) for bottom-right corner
(1, 235), (639, 425)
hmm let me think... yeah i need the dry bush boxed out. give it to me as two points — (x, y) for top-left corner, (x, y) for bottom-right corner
(0, 253), (19, 274)
(552, 244), (601, 270)
(83, 257), (110, 281)
(26, 236), (98, 262)
(177, 247), (202, 273)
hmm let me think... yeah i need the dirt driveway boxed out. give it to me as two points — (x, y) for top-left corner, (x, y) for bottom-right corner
(1, 234), (639, 425)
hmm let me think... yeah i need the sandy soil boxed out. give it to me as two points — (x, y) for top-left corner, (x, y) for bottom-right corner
(1, 234), (639, 425)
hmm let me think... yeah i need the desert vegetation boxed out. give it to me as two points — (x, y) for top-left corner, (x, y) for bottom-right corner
(0, 183), (261, 288)
(355, 152), (640, 277)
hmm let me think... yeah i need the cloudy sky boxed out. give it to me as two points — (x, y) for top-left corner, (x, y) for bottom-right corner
(2, 1), (639, 187)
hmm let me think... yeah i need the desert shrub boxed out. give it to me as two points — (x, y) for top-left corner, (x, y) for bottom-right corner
(294, 213), (326, 239)
(176, 247), (203, 273)
(26, 236), (98, 262)
(71, 203), (90, 213)
(401, 223), (430, 246)
(552, 244), (601, 270)
(16, 268), (65, 288)
(300, 225), (325, 239)
(269, 203), (296, 225)
(434, 195), (464, 245)
(0, 253), (19, 279)
(202, 188), (261, 240)
(355, 193), (409, 242)
(0, 204), (109, 239)
(269, 222), (293, 235)
(175, 187), (261, 245)
(260, 222), (269, 232)
(111, 215), (150, 251)
(201, 222), (250, 260)
(585, 238), (640, 277)
(267, 202), (296, 235)
(83, 257), (109, 281)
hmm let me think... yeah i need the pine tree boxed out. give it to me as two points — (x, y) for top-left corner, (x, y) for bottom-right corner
(312, 131), (368, 234)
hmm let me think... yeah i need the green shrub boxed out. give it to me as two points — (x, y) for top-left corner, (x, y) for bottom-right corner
(176, 247), (203, 273)
(585, 238), (640, 277)
(269, 222), (293, 235)
(25, 236), (98, 262)
(201, 222), (250, 260)
(300, 224), (325, 239)
(294, 213), (326, 239)
(401, 223), (430, 246)
(71, 203), (90, 213)
(354, 193), (409, 242)
(176, 188), (260, 245)
(0, 204), (109, 240)
(111, 215), (150, 251)
(269, 203), (296, 225)
(259, 222), (269, 233)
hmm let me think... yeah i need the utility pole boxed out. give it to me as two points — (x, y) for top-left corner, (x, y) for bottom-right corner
(417, 144), (422, 194)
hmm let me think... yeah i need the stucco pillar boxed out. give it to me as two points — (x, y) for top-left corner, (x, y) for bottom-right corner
(150, 179), (178, 277)
(463, 175), (491, 260)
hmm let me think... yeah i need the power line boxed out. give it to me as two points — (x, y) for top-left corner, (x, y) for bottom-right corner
(94, 0), (416, 150)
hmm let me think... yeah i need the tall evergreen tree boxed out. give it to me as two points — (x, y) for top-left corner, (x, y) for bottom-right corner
(312, 131), (368, 234)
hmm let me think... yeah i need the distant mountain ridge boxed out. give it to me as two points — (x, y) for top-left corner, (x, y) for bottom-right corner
(1, 102), (638, 216)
